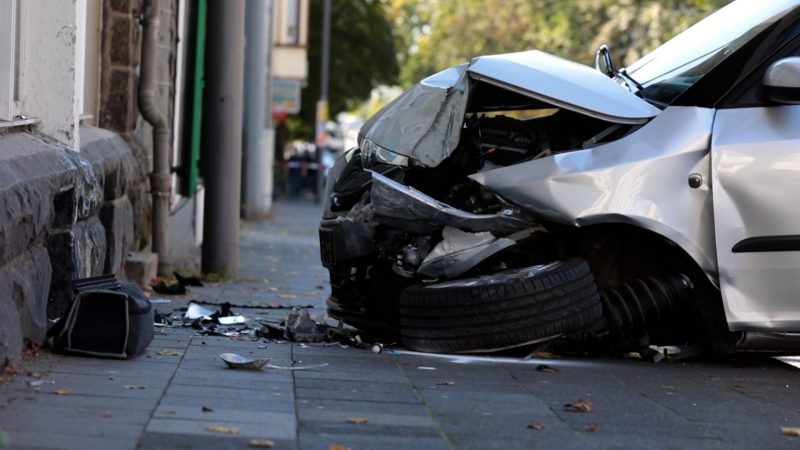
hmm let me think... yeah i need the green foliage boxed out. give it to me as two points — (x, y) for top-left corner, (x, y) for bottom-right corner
(388, 0), (732, 87)
(296, 0), (398, 139)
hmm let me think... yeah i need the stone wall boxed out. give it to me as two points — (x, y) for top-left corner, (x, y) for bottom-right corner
(0, 127), (138, 368)
(0, 0), (180, 369)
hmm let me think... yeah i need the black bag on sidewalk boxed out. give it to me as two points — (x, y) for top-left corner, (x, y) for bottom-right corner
(49, 275), (154, 358)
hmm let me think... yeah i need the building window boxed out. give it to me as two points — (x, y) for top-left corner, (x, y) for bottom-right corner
(280, 0), (300, 45)
(0, 0), (21, 121)
(78, 0), (102, 122)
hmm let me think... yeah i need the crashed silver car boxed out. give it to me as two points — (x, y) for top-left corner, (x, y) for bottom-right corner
(319, 0), (800, 354)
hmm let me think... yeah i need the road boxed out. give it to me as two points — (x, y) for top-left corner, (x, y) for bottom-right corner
(1, 199), (799, 449)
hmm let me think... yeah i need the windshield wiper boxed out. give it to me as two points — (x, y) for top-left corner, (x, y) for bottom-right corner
(616, 68), (647, 101)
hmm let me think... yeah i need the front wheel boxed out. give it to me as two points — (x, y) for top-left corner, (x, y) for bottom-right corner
(399, 258), (602, 353)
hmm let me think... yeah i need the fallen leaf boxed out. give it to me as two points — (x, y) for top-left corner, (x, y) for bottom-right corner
(278, 294), (297, 299)
(329, 445), (351, 450)
(781, 427), (800, 437)
(536, 364), (558, 373)
(530, 351), (559, 359)
(248, 439), (275, 448)
(564, 399), (593, 413)
(436, 380), (456, 386)
(123, 385), (147, 390)
(156, 349), (183, 356)
(206, 425), (240, 435)
(268, 268), (277, 273)
(202, 406), (214, 412)
(27, 372), (42, 379)
(587, 422), (600, 432)
(25, 343), (41, 356)
(528, 422), (545, 430)
(347, 417), (369, 425)
(3, 366), (19, 375)
(0, 377), (5, 385)
(55, 388), (73, 395)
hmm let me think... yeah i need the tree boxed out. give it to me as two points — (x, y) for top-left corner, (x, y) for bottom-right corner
(293, 0), (398, 139)
(388, 0), (732, 87)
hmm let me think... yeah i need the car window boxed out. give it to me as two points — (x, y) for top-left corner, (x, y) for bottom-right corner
(626, 0), (798, 105)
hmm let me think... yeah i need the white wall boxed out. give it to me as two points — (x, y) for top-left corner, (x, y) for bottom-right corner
(16, 0), (82, 150)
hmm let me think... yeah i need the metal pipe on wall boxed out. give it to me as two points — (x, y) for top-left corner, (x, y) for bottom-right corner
(201, 0), (246, 275)
(139, 0), (171, 274)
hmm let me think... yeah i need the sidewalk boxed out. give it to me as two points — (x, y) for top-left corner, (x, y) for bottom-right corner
(2, 199), (800, 449)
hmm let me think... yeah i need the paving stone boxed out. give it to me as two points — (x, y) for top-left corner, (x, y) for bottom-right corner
(138, 432), (295, 450)
(295, 386), (419, 404)
(296, 399), (427, 416)
(146, 416), (294, 439)
(3, 431), (138, 450)
(298, 432), (449, 450)
(158, 393), (295, 413)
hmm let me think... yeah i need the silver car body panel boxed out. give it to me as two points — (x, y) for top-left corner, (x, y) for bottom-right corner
(360, 51), (660, 168)
(358, 65), (470, 168)
(467, 51), (660, 124)
(370, 171), (530, 234)
(711, 105), (800, 331)
(418, 227), (537, 279)
(417, 227), (515, 279)
(470, 106), (719, 281)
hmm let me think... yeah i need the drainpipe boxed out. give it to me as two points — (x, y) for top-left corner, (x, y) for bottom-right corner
(139, 0), (171, 274)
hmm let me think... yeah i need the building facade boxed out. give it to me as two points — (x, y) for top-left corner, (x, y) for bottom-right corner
(0, 0), (308, 369)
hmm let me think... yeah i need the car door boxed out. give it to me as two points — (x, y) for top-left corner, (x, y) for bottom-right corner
(712, 103), (800, 332)
(710, 25), (800, 332)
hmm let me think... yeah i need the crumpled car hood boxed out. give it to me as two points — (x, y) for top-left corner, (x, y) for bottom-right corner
(359, 50), (661, 168)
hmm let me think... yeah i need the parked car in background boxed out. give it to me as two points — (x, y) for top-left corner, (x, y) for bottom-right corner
(320, 0), (800, 355)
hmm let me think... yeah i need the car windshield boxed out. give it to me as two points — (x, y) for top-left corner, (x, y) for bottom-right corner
(626, 0), (799, 105)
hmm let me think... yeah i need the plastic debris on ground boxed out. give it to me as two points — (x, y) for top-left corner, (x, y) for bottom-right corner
(220, 352), (329, 371)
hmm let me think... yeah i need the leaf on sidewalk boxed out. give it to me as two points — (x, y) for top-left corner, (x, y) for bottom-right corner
(248, 439), (275, 448)
(347, 417), (369, 425)
(780, 427), (800, 437)
(206, 425), (240, 435)
(527, 421), (545, 430)
(156, 348), (183, 356)
(278, 294), (297, 299)
(536, 364), (558, 373)
(329, 444), (351, 450)
(202, 406), (214, 412)
(564, 399), (593, 413)
(587, 422), (599, 432)
(123, 385), (147, 390)
(55, 388), (73, 395)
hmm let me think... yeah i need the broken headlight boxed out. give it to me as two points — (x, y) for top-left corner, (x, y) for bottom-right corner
(361, 138), (409, 168)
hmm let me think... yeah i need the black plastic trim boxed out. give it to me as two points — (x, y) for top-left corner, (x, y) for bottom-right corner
(732, 235), (800, 253)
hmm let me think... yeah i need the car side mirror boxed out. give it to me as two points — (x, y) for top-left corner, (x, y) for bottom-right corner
(595, 45), (615, 78)
(761, 57), (800, 104)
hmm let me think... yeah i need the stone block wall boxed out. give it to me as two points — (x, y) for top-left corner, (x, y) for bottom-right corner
(0, 0), (180, 369)
(0, 128), (140, 368)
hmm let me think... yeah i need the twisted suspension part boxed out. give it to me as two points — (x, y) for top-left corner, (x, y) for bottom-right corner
(600, 274), (693, 333)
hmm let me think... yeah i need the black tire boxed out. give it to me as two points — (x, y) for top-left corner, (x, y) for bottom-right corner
(399, 258), (602, 353)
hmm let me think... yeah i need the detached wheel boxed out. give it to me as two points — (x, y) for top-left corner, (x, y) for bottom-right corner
(399, 258), (602, 353)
